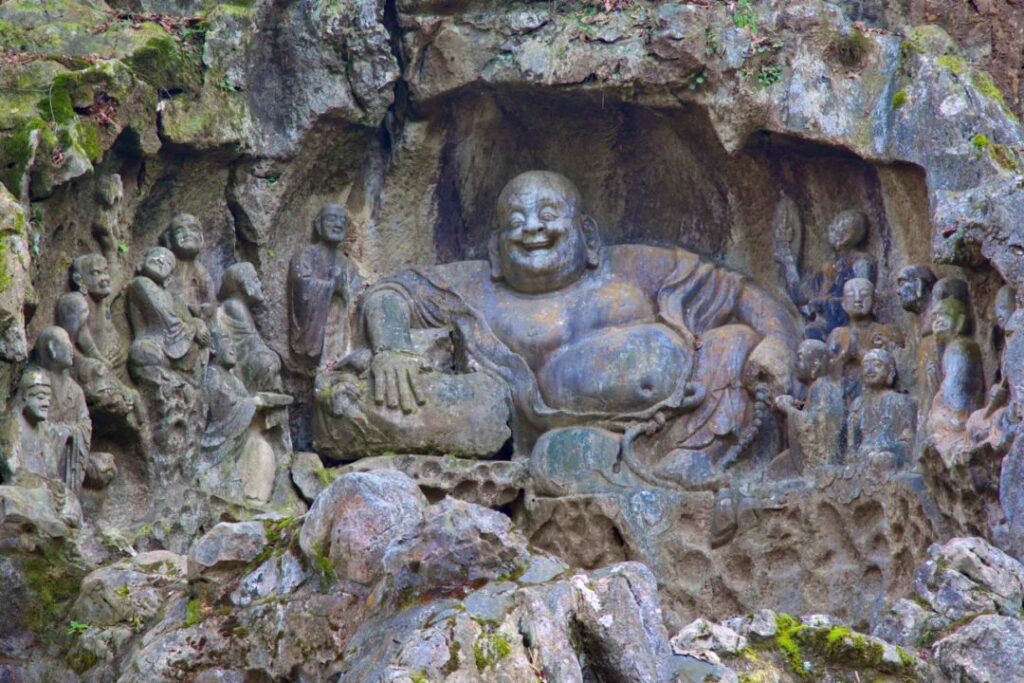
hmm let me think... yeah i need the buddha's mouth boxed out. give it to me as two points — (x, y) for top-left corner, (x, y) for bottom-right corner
(519, 239), (555, 252)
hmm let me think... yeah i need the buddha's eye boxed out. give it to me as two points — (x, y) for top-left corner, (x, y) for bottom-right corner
(540, 209), (558, 221)
(1012, 245), (1024, 257)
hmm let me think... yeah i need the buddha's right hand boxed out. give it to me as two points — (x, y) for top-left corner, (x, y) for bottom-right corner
(370, 349), (429, 414)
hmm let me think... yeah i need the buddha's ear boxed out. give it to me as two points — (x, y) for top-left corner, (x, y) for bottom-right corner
(488, 233), (503, 281)
(581, 215), (601, 268)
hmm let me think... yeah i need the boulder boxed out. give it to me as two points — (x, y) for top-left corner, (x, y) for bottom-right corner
(915, 537), (1024, 620)
(299, 471), (427, 585)
(933, 615), (1024, 682)
(188, 522), (267, 578)
(381, 497), (530, 599)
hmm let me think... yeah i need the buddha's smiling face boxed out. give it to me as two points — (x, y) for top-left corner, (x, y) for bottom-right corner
(494, 172), (591, 294)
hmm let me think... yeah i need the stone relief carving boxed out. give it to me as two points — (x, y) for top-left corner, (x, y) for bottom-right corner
(926, 297), (985, 468)
(774, 205), (877, 341)
(847, 348), (917, 470)
(56, 253), (143, 433)
(8, 167), (1016, 609)
(288, 203), (364, 367)
(826, 277), (904, 400)
(161, 214), (216, 322)
(774, 339), (843, 472)
(216, 262), (282, 393)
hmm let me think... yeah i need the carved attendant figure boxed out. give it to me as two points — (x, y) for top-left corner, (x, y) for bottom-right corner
(34, 326), (91, 494)
(216, 262), (282, 392)
(775, 208), (877, 341)
(0, 368), (83, 528)
(847, 349), (917, 469)
(56, 254), (142, 428)
(927, 297), (985, 467)
(161, 214), (216, 321)
(288, 204), (364, 366)
(127, 246), (210, 378)
(774, 339), (844, 471)
(1, 369), (53, 487)
(827, 277), (903, 399)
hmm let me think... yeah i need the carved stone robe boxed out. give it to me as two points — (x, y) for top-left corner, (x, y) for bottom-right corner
(127, 276), (196, 362)
(41, 369), (90, 493)
(216, 299), (282, 392)
(289, 243), (362, 365)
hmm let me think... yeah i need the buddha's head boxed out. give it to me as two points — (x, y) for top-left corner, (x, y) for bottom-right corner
(19, 368), (51, 425)
(315, 204), (348, 245)
(795, 339), (829, 383)
(71, 253), (112, 300)
(827, 209), (868, 251)
(842, 277), (875, 320)
(220, 262), (265, 306)
(36, 326), (74, 373)
(861, 348), (897, 389)
(896, 264), (936, 314)
(138, 247), (176, 286)
(490, 171), (600, 294)
(162, 214), (203, 259)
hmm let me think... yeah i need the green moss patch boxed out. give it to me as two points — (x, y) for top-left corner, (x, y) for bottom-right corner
(473, 625), (512, 671)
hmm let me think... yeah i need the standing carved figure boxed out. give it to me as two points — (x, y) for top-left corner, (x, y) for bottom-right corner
(897, 264), (938, 406)
(827, 277), (903, 399)
(847, 349), (917, 469)
(927, 297), (985, 467)
(91, 173), (130, 282)
(34, 326), (91, 495)
(288, 204), (364, 367)
(161, 214), (216, 321)
(968, 286), (1017, 455)
(774, 207), (877, 341)
(774, 339), (844, 472)
(216, 262), (282, 392)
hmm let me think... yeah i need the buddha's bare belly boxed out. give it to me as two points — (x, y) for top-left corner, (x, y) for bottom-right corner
(537, 323), (691, 413)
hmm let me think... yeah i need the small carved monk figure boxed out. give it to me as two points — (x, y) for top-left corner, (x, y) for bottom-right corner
(216, 262), (282, 392)
(774, 339), (844, 472)
(1, 369), (54, 487)
(202, 327), (255, 457)
(161, 214), (216, 321)
(775, 208), (877, 341)
(34, 326), (91, 495)
(0, 368), (82, 528)
(847, 349), (917, 469)
(127, 246), (210, 379)
(201, 327), (284, 505)
(288, 203), (364, 366)
(967, 285), (1017, 456)
(91, 173), (129, 280)
(56, 254), (143, 428)
(927, 297), (985, 467)
(827, 277), (904, 399)
(896, 264), (938, 402)
(896, 264), (937, 317)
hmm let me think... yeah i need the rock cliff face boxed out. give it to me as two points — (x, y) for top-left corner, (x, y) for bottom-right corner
(3, 0), (1024, 680)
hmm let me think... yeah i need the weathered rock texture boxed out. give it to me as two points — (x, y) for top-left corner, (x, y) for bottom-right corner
(4, 0), (1024, 680)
